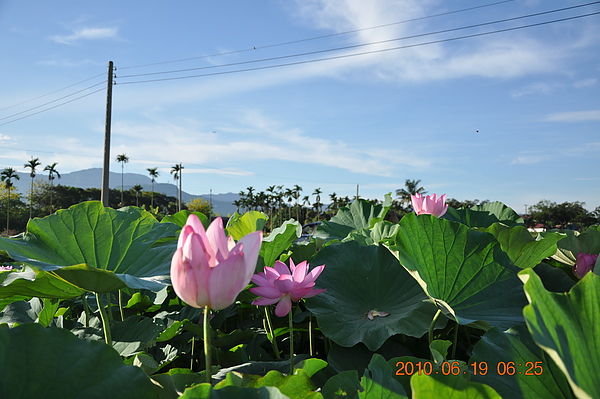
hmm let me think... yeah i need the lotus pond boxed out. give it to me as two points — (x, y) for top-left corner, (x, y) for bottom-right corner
(0, 196), (598, 399)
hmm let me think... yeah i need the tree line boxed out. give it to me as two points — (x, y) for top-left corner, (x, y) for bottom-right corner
(2, 164), (598, 236)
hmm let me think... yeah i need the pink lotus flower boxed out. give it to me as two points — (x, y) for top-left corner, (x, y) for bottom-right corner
(411, 193), (448, 217)
(170, 215), (262, 310)
(250, 259), (326, 317)
(573, 252), (598, 279)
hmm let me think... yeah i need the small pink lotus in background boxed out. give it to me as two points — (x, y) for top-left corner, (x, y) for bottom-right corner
(170, 215), (262, 311)
(573, 252), (598, 279)
(251, 259), (326, 317)
(0, 266), (13, 271)
(411, 193), (448, 217)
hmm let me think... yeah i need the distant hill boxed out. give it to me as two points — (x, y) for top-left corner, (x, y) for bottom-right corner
(12, 167), (238, 216)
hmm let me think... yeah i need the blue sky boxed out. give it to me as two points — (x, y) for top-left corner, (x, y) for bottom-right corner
(1, 0), (599, 213)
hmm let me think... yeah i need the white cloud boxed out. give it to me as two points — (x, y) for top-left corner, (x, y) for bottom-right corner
(544, 110), (600, 122)
(511, 82), (561, 98)
(288, 0), (588, 83)
(111, 110), (431, 178)
(0, 134), (15, 144)
(573, 78), (597, 88)
(49, 27), (119, 45)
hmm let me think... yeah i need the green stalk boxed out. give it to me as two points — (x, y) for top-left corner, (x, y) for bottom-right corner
(428, 308), (442, 361)
(118, 290), (125, 321)
(264, 307), (281, 359)
(203, 306), (212, 385)
(190, 337), (195, 371)
(82, 293), (90, 328)
(451, 321), (459, 360)
(288, 310), (295, 375)
(95, 292), (112, 346)
(309, 314), (314, 356)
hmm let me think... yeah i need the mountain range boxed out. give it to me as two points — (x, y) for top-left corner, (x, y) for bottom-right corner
(10, 168), (239, 216)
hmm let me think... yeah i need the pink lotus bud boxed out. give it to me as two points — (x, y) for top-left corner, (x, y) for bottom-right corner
(170, 215), (262, 310)
(411, 193), (448, 217)
(250, 259), (326, 317)
(573, 252), (598, 279)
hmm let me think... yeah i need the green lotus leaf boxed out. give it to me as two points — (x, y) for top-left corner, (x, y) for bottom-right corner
(545, 226), (600, 267)
(0, 201), (179, 292)
(315, 194), (392, 242)
(344, 220), (400, 246)
(162, 210), (209, 228)
(305, 241), (441, 351)
(482, 223), (565, 269)
(392, 213), (527, 329)
(470, 325), (574, 398)
(0, 266), (85, 300)
(180, 384), (290, 399)
(260, 220), (301, 269)
(359, 354), (408, 398)
(226, 211), (268, 241)
(111, 315), (166, 357)
(444, 201), (523, 228)
(321, 370), (361, 399)
(0, 323), (156, 398)
(519, 269), (600, 399)
(410, 373), (501, 399)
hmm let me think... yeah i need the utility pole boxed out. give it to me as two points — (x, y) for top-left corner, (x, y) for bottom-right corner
(101, 61), (114, 207)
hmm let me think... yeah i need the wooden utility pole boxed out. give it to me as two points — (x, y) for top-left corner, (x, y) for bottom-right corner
(101, 61), (114, 207)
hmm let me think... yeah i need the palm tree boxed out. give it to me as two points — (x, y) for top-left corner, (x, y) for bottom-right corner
(171, 163), (184, 212)
(312, 188), (322, 221)
(116, 154), (129, 206)
(1, 167), (20, 232)
(396, 179), (427, 208)
(147, 168), (159, 208)
(44, 163), (60, 214)
(24, 157), (41, 219)
(293, 185), (302, 222)
(132, 184), (143, 207)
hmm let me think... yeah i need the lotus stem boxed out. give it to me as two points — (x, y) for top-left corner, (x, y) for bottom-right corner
(190, 337), (195, 371)
(289, 310), (295, 375)
(203, 306), (212, 385)
(96, 292), (112, 346)
(309, 313), (314, 356)
(428, 308), (442, 361)
(264, 307), (281, 359)
(118, 290), (125, 321)
(451, 321), (459, 359)
(82, 293), (90, 328)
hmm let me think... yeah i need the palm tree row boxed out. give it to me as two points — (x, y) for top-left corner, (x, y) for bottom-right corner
(234, 185), (354, 228)
(115, 154), (184, 211)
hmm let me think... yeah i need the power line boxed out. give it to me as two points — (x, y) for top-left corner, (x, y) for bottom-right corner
(0, 86), (106, 127)
(117, 10), (600, 85)
(118, 0), (516, 71)
(0, 73), (105, 112)
(0, 81), (106, 122)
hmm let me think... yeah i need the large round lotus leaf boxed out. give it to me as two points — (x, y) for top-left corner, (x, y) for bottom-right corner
(545, 225), (600, 267)
(305, 241), (441, 351)
(393, 213), (527, 329)
(482, 223), (565, 269)
(0, 201), (179, 292)
(443, 201), (523, 228)
(0, 323), (156, 399)
(519, 269), (600, 399)
(315, 195), (392, 242)
(470, 326), (573, 398)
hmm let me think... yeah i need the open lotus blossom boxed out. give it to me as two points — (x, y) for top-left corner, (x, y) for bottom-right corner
(250, 259), (326, 317)
(170, 215), (262, 311)
(573, 252), (598, 279)
(411, 193), (448, 217)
